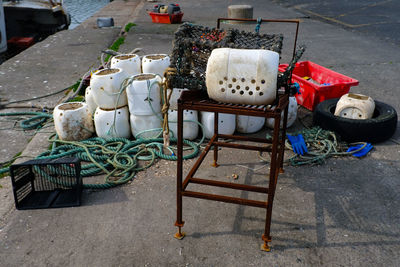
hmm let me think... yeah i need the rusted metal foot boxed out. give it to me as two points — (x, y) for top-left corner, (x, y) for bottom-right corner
(211, 161), (219, 168)
(174, 221), (185, 240)
(261, 234), (271, 252)
(260, 242), (271, 252)
(279, 167), (284, 174)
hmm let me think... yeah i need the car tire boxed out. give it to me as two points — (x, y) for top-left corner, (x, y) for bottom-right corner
(313, 98), (397, 143)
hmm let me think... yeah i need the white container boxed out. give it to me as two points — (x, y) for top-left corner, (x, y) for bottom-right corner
(334, 93), (375, 119)
(85, 86), (97, 114)
(236, 115), (265, 134)
(110, 54), (141, 77)
(266, 96), (298, 129)
(90, 68), (128, 109)
(94, 106), (131, 139)
(142, 54), (170, 77)
(206, 48), (279, 105)
(200, 111), (236, 139)
(126, 73), (162, 115)
(168, 110), (199, 140)
(130, 113), (162, 139)
(53, 102), (94, 141)
(169, 88), (188, 110)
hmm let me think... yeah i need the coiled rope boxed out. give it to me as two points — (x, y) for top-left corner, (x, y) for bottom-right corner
(260, 127), (368, 166)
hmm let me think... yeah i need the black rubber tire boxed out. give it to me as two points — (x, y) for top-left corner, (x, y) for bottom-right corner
(313, 98), (398, 143)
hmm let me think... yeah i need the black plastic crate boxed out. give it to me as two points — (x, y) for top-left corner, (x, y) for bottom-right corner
(10, 157), (82, 210)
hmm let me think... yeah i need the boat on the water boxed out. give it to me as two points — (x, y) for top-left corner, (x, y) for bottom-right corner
(3, 0), (70, 40)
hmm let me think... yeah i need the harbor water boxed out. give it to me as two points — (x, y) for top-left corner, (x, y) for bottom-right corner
(63, 0), (110, 29)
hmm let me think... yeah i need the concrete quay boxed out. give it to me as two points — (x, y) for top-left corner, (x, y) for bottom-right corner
(0, 0), (399, 266)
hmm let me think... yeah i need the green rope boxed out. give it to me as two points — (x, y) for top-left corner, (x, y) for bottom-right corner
(35, 136), (198, 189)
(285, 127), (366, 166)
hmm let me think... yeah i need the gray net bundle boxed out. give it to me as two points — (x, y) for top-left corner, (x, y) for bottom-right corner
(166, 23), (284, 91)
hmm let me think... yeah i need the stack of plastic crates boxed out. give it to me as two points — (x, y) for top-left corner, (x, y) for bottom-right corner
(10, 157), (82, 210)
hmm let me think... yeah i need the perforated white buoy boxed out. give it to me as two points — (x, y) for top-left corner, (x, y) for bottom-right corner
(126, 73), (162, 115)
(334, 93), (375, 119)
(142, 54), (170, 77)
(110, 54), (141, 77)
(200, 111), (236, 139)
(130, 113), (162, 139)
(266, 96), (298, 129)
(94, 106), (131, 139)
(54, 102), (94, 141)
(169, 88), (189, 110)
(206, 48), (279, 105)
(168, 109), (199, 140)
(236, 115), (265, 133)
(85, 86), (97, 114)
(90, 68), (128, 109)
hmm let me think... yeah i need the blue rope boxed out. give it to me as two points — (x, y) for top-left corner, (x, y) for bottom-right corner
(255, 17), (262, 34)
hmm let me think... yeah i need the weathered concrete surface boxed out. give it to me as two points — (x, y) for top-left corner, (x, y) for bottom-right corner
(0, 0), (399, 266)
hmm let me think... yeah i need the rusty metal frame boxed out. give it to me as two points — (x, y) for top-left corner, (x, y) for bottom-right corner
(174, 91), (289, 252)
(173, 17), (298, 252)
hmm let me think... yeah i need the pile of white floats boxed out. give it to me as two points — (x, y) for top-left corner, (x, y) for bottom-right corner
(88, 54), (169, 140)
(53, 50), (299, 142)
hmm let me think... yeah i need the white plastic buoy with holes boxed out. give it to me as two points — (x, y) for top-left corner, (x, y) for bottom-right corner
(85, 86), (97, 114)
(130, 113), (162, 139)
(169, 88), (188, 110)
(54, 102), (94, 141)
(94, 106), (131, 139)
(126, 73), (162, 115)
(142, 54), (170, 77)
(334, 93), (375, 119)
(110, 54), (141, 77)
(200, 111), (236, 139)
(168, 110), (199, 140)
(236, 115), (265, 133)
(206, 48), (279, 105)
(266, 96), (298, 129)
(90, 68), (128, 109)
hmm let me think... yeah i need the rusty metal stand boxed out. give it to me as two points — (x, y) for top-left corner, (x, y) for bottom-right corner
(174, 90), (289, 251)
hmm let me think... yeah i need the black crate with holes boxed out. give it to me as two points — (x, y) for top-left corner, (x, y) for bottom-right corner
(10, 157), (82, 210)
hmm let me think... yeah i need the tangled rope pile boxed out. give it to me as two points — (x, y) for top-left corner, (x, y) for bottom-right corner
(284, 127), (367, 165)
(36, 135), (199, 189)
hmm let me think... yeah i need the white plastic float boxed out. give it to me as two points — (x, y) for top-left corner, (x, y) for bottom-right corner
(200, 111), (236, 139)
(266, 96), (298, 129)
(126, 73), (162, 115)
(130, 113), (162, 139)
(334, 93), (375, 119)
(236, 115), (265, 134)
(53, 102), (94, 141)
(110, 54), (141, 77)
(169, 88), (188, 110)
(168, 109), (199, 140)
(94, 106), (131, 139)
(85, 86), (97, 114)
(206, 48), (279, 105)
(90, 68), (128, 109)
(142, 54), (170, 77)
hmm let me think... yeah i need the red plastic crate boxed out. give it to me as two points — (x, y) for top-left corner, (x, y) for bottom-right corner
(279, 61), (359, 111)
(148, 12), (183, 24)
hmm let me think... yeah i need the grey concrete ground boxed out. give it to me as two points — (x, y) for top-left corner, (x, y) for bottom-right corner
(0, 0), (399, 266)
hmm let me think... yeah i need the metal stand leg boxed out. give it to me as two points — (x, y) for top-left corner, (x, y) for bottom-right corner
(174, 103), (185, 240)
(262, 113), (281, 251)
(211, 112), (219, 167)
(278, 104), (289, 174)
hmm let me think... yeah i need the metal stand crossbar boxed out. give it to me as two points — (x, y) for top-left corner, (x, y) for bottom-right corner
(175, 90), (289, 251)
